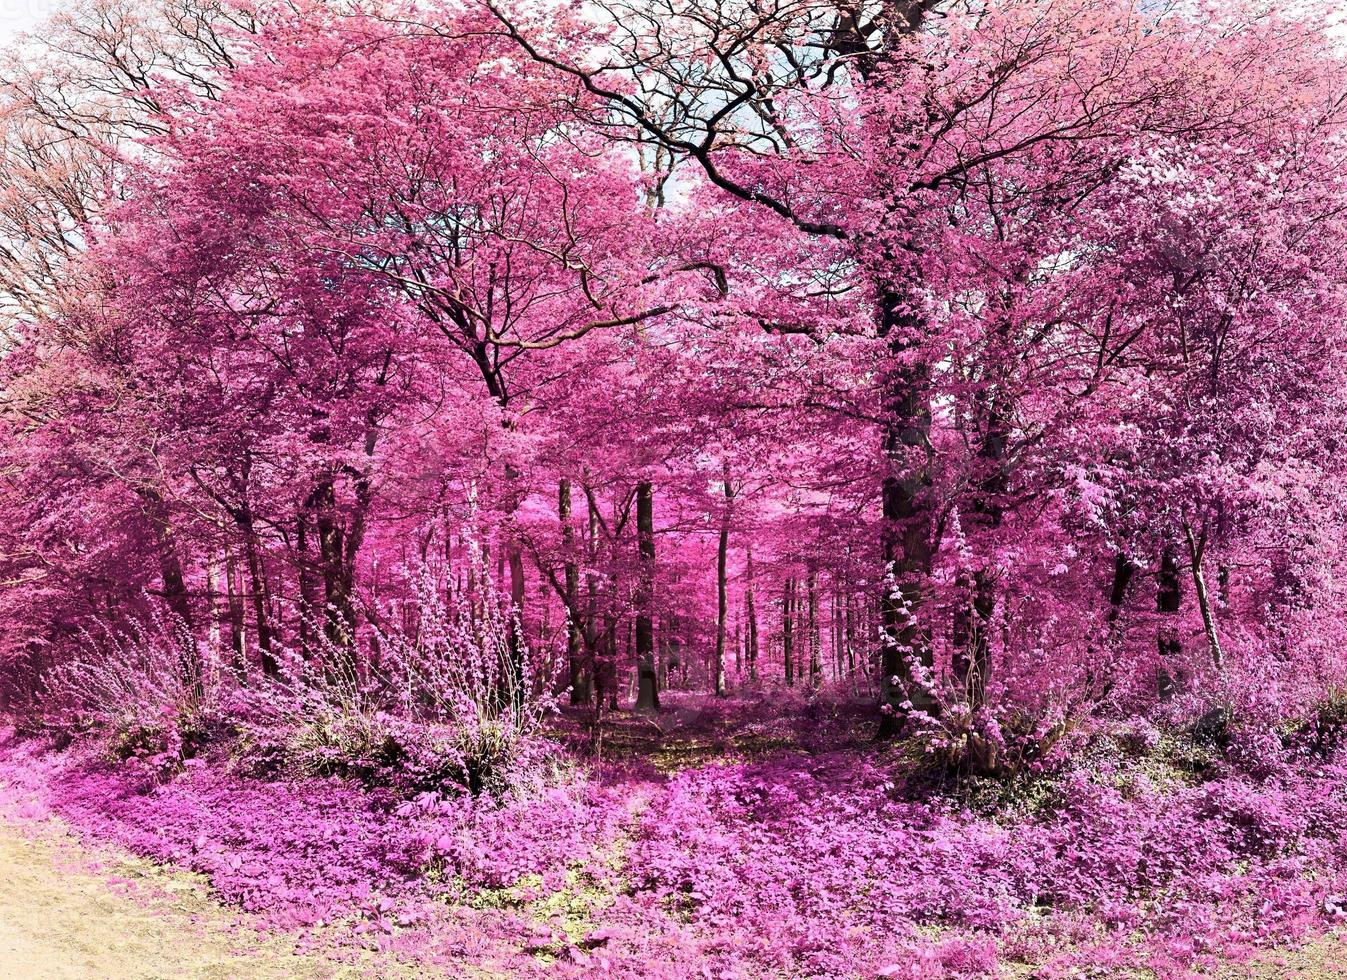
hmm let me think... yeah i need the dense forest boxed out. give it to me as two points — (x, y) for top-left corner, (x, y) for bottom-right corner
(3, 0), (1347, 976)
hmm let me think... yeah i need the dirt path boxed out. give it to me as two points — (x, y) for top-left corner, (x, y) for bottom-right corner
(0, 818), (418, 980)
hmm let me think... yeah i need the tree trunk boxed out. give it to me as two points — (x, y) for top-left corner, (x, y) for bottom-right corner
(559, 479), (589, 704)
(876, 296), (938, 732)
(634, 480), (659, 712)
(206, 551), (221, 655)
(138, 488), (194, 629)
(807, 571), (821, 686)
(1157, 548), (1182, 699)
(296, 506), (322, 659)
(136, 487), (201, 699)
(1185, 522), (1224, 670)
(783, 577), (796, 686)
(224, 546), (247, 681)
(1108, 552), (1136, 625)
(745, 547), (760, 680)
(238, 522), (277, 677)
(714, 470), (731, 696)
(314, 480), (351, 652)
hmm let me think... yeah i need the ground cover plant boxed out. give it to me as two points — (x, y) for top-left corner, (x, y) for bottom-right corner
(3, 0), (1347, 976)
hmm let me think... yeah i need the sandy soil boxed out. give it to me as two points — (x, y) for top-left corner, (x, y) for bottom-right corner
(0, 818), (420, 980)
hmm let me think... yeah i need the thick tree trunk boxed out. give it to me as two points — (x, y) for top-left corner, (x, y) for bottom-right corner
(877, 301), (937, 733)
(862, 3), (942, 737)
(783, 577), (796, 686)
(138, 488), (194, 629)
(1108, 553), (1136, 625)
(634, 480), (659, 712)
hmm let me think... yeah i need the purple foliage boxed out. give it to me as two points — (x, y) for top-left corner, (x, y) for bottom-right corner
(5, 711), (1347, 978)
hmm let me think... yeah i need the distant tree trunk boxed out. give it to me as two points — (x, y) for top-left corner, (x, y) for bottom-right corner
(604, 615), (620, 711)
(314, 479), (352, 654)
(783, 578), (796, 686)
(845, 591), (856, 676)
(1108, 553), (1136, 625)
(951, 572), (995, 709)
(734, 613), (742, 675)
(583, 487), (613, 710)
(1185, 522), (1224, 670)
(224, 546), (247, 680)
(236, 522), (277, 677)
(830, 589), (840, 680)
(1157, 548), (1182, 698)
(137, 488), (194, 629)
(745, 547), (760, 680)
(136, 487), (201, 699)
(508, 540), (526, 687)
(714, 470), (731, 696)
(634, 480), (659, 712)
(296, 506), (322, 659)
(807, 571), (821, 686)
(206, 551), (221, 655)
(559, 479), (589, 704)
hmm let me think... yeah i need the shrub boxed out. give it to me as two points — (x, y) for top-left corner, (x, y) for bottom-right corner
(371, 546), (561, 797)
(41, 608), (232, 771)
(229, 540), (561, 798)
(1286, 688), (1347, 761)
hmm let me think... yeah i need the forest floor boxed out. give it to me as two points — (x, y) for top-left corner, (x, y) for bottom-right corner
(0, 809), (1343, 980)
(6, 693), (1347, 979)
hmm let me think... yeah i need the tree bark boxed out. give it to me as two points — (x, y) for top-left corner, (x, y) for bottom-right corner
(136, 487), (201, 699)
(1108, 553), (1136, 625)
(296, 505), (321, 659)
(1157, 548), (1182, 698)
(559, 478), (589, 704)
(224, 546), (247, 681)
(1185, 522), (1224, 670)
(714, 468), (731, 696)
(807, 571), (821, 686)
(745, 546), (760, 681)
(634, 480), (659, 712)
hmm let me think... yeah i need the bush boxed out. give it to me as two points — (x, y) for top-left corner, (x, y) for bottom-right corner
(1285, 688), (1347, 761)
(229, 541), (561, 798)
(41, 609), (232, 773)
(26, 540), (562, 801)
(370, 547), (561, 796)
(897, 698), (1075, 792)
